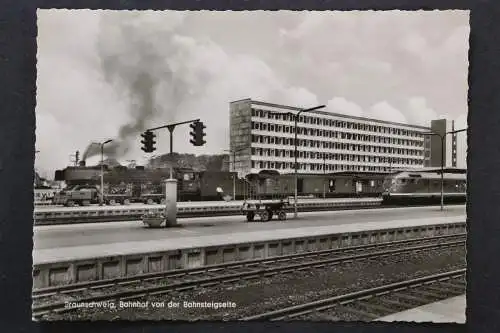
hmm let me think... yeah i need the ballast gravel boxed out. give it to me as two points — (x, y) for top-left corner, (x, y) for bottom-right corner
(42, 246), (465, 321)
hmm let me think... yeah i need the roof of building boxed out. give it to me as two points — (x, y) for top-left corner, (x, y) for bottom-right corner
(230, 98), (431, 130)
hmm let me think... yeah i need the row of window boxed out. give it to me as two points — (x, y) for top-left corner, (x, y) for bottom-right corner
(250, 161), (406, 173)
(251, 121), (424, 147)
(251, 132), (424, 149)
(251, 108), (425, 137)
(251, 148), (423, 162)
(251, 136), (425, 156)
(253, 154), (422, 166)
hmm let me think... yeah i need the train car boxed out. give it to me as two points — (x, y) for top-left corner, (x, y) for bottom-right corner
(240, 171), (386, 199)
(381, 170), (467, 205)
(244, 170), (290, 200)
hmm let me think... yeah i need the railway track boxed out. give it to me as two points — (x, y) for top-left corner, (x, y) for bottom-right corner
(34, 202), (461, 225)
(32, 233), (466, 318)
(242, 269), (466, 321)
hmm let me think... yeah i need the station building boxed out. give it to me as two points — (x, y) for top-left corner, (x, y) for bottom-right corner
(229, 99), (458, 177)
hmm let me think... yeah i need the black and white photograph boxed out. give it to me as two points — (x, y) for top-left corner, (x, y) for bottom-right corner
(32, 9), (469, 322)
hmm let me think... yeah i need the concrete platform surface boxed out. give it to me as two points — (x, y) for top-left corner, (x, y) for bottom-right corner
(34, 205), (466, 251)
(376, 295), (466, 323)
(33, 210), (465, 265)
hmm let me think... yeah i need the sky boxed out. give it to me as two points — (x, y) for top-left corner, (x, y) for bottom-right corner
(35, 10), (470, 177)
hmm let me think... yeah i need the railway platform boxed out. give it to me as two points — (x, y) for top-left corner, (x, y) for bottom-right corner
(32, 206), (466, 289)
(376, 295), (466, 323)
(34, 206), (466, 251)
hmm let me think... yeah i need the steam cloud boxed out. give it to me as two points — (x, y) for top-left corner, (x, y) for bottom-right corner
(82, 12), (211, 161)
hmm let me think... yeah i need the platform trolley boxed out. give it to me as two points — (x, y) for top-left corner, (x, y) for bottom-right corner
(241, 198), (291, 222)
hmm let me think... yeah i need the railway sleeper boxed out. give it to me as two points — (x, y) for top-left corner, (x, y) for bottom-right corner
(355, 300), (395, 314)
(337, 304), (379, 320)
(391, 292), (431, 304)
(422, 284), (463, 294)
(410, 289), (447, 299)
(376, 297), (408, 309)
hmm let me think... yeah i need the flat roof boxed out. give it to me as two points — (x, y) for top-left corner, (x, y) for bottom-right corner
(231, 98), (431, 130)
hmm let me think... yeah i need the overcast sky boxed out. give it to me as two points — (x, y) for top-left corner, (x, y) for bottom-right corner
(36, 10), (469, 176)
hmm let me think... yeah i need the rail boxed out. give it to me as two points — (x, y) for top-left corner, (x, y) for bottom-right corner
(32, 233), (465, 319)
(242, 269), (466, 321)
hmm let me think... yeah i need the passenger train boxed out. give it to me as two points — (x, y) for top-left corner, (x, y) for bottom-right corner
(381, 170), (467, 205)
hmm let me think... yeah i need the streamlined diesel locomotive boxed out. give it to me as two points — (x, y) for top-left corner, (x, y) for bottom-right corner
(382, 170), (467, 205)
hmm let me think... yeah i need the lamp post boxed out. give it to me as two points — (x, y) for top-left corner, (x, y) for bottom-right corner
(423, 132), (445, 211)
(224, 145), (248, 201)
(265, 105), (326, 218)
(292, 105), (326, 218)
(99, 139), (113, 206)
(323, 152), (327, 199)
(423, 128), (467, 211)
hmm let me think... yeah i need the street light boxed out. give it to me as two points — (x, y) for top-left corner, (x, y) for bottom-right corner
(323, 152), (327, 199)
(99, 139), (113, 206)
(423, 128), (467, 211)
(266, 105), (327, 218)
(224, 145), (248, 201)
(292, 105), (326, 218)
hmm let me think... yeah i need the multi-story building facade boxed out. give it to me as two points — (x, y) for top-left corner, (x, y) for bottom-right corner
(229, 99), (456, 177)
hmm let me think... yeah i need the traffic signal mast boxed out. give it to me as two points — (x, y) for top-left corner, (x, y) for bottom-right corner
(140, 118), (203, 155)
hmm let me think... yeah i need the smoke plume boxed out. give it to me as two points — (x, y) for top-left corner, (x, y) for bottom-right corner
(82, 11), (211, 161)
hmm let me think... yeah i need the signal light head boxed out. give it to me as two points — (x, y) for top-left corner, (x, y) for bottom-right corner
(140, 130), (156, 153)
(189, 121), (206, 147)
